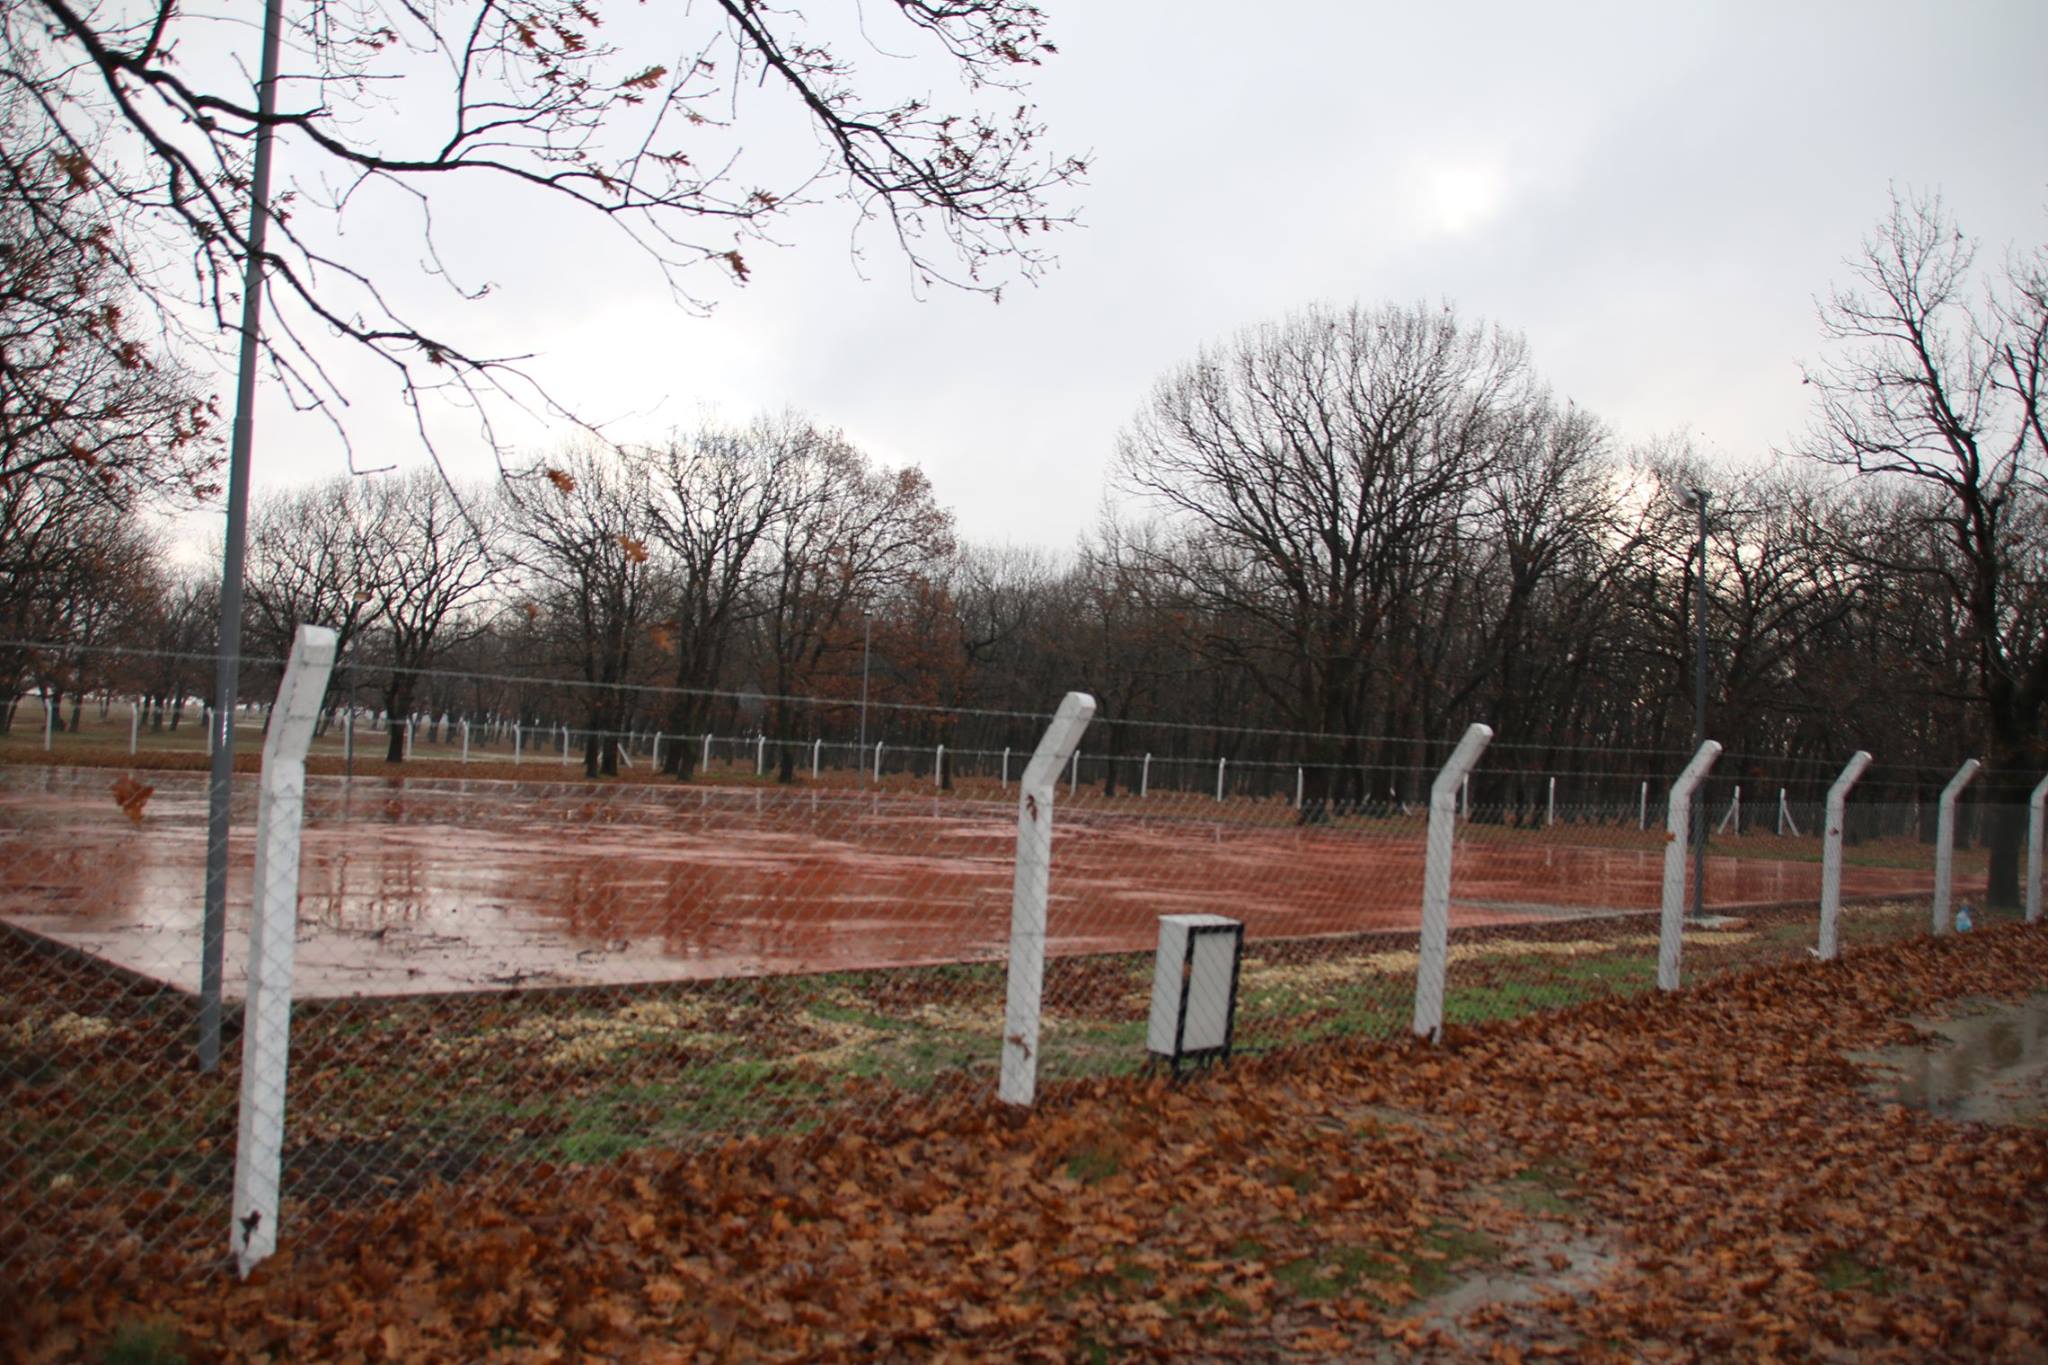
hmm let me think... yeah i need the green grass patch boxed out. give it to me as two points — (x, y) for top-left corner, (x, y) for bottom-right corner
(1819, 1252), (1896, 1295)
(1273, 1244), (1400, 1301)
(1065, 1144), (1122, 1186)
(100, 1320), (185, 1365)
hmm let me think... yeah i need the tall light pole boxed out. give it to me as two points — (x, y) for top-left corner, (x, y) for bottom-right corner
(1686, 487), (1710, 921)
(856, 612), (872, 780)
(198, 0), (287, 1073)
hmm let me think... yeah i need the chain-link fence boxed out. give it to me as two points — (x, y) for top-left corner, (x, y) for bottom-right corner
(4, 661), (2043, 1289)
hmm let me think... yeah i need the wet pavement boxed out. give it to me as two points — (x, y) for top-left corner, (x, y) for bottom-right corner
(0, 768), (1955, 998)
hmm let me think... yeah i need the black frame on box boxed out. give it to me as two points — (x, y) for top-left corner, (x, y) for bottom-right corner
(1162, 921), (1245, 1077)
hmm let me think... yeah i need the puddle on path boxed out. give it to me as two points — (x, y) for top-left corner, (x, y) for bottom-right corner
(1853, 993), (2048, 1126)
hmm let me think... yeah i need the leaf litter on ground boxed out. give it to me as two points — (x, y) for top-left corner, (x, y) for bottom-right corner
(7, 923), (2047, 1362)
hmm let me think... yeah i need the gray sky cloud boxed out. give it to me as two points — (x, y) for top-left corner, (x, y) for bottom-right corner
(223, 0), (2048, 554)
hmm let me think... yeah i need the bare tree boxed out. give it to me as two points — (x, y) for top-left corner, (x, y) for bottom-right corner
(1118, 301), (1534, 811)
(242, 480), (386, 701)
(756, 434), (954, 781)
(645, 418), (791, 779)
(5, 0), (1082, 463)
(1800, 189), (2048, 905)
(505, 449), (664, 777)
(0, 75), (217, 523)
(362, 470), (502, 762)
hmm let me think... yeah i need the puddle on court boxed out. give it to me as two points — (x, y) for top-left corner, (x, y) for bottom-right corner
(1854, 994), (2048, 1126)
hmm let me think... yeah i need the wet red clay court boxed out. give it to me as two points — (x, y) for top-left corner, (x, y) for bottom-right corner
(0, 768), (1955, 998)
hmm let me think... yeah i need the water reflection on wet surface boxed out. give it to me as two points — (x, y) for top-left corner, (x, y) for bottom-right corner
(1863, 995), (2048, 1124)
(0, 768), (1952, 998)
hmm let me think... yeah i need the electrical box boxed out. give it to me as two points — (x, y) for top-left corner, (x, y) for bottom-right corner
(1147, 914), (1245, 1072)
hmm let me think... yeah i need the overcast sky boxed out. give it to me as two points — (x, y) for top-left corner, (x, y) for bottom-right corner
(218, 0), (2048, 557)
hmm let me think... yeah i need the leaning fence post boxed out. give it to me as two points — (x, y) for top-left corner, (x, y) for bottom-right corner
(1001, 746), (1011, 789)
(934, 744), (945, 788)
(230, 624), (337, 1278)
(1000, 691), (1096, 1106)
(811, 738), (821, 780)
(2027, 774), (2048, 925)
(1933, 759), (1982, 935)
(1658, 741), (1724, 991)
(1412, 724), (1493, 1042)
(1215, 756), (1227, 802)
(1817, 751), (1873, 961)
(1140, 752), (1150, 799)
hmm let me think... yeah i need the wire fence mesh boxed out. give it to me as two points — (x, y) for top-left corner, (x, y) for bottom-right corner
(2, 664), (2040, 1289)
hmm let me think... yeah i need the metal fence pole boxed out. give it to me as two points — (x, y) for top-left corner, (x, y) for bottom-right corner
(1932, 759), (1982, 934)
(231, 624), (336, 1277)
(999, 691), (1095, 1107)
(2027, 773), (2048, 925)
(1817, 751), (1873, 961)
(1412, 723), (1493, 1042)
(1659, 741), (1723, 991)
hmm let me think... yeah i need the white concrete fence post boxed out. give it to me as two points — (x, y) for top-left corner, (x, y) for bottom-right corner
(756, 734), (766, 776)
(1215, 756), (1227, 802)
(1460, 772), (1470, 821)
(1001, 746), (1011, 789)
(561, 725), (570, 765)
(1639, 780), (1647, 830)
(2027, 774), (2048, 925)
(1546, 776), (1555, 828)
(811, 738), (821, 780)
(231, 624), (337, 1278)
(1932, 759), (1982, 934)
(999, 691), (1096, 1107)
(1718, 786), (1741, 836)
(1658, 741), (1724, 991)
(44, 698), (53, 751)
(873, 740), (884, 783)
(1778, 788), (1801, 838)
(1070, 750), (1080, 797)
(1140, 753), (1151, 799)
(1412, 723), (1494, 1042)
(1295, 767), (1304, 811)
(129, 702), (140, 756)
(651, 733), (663, 770)
(1817, 751), (1873, 962)
(934, 744), (945, 788)
(512, 722), (522, 764)
(701, 732), (712, 773)
(461, 719), (470, 764)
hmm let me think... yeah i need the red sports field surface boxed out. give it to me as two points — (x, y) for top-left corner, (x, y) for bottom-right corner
(0, 768), (1953, 998)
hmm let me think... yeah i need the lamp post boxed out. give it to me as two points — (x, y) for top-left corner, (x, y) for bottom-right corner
(197, 0), (287, 1073)
(1685, 487), (1710, 921)
(857, 611), (872, 782)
